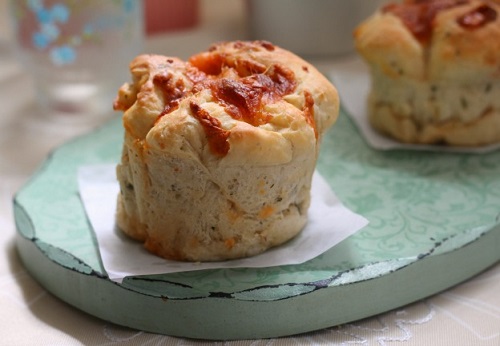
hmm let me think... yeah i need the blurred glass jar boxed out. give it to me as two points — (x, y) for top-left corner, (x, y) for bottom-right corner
(248, 0), (388, 57)
(9, 0), (144, 124)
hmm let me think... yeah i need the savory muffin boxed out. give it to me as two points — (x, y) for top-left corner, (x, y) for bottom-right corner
(354, 0), (500, 146)
(113, 41), (339, 261)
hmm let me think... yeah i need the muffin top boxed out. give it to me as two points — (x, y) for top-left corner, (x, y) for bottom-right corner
(354, 0), (500, 82)
(114, 41), (339, 166)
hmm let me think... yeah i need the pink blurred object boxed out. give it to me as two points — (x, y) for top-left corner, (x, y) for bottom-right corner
(144, 0), (199, 35)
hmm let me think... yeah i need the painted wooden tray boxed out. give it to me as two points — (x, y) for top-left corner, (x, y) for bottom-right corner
(14, 112), (500, 340)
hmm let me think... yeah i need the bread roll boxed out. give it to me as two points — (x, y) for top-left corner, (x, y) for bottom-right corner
(113, 41), (339, 261)
(354, 0), (500, 146)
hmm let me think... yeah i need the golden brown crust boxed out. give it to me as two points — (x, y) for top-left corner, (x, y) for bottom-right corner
(354, 0), (500, 146)
(114, 41), (339, 261)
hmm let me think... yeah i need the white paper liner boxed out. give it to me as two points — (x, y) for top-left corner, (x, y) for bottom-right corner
(78, 164), (369, 283)
(329, 57), (500, 154)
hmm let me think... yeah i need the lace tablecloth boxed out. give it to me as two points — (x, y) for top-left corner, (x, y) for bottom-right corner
(1, 1), (498, 344)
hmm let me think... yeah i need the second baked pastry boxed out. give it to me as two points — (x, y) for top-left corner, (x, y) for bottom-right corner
(355, 0), (500, 146)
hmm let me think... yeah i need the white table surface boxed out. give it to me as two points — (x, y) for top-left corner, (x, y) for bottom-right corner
(1, 0), (499, 345)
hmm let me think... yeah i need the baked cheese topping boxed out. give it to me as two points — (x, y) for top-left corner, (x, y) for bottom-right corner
(383, 0), (497, 43)
(115, 41), (315, 157)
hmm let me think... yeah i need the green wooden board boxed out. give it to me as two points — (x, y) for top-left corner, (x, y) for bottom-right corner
(14, 111), (500, 340)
